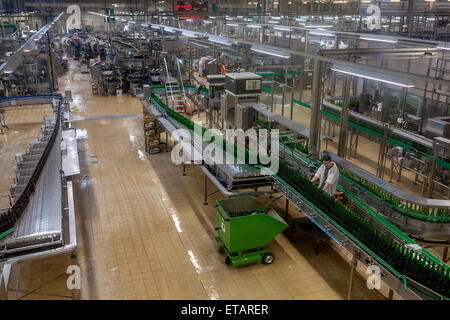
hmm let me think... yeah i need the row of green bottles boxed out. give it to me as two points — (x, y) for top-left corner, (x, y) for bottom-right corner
(159, 96), (450, 297)
(339, 165), (450, 222)
(277, 158), (450, 297)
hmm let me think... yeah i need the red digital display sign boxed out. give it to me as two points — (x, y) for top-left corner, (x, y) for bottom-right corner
(173, 1), (208, 17)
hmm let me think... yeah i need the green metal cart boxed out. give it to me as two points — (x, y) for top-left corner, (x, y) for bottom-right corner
(215, 196), (288, 266)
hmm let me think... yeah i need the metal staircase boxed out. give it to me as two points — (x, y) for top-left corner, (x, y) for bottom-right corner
(163, 57), (185, 114)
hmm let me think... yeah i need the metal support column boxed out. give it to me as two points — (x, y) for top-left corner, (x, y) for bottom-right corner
(271, 79), (274, 112)
(290, 84), (294, 120)
(298, 62), (305, 102)
(304, 31), (309, 53)
(308, 59), (323, 159)
(443, 247), (448, 263)
(285, 198), (289, 221)
(388, 288), (394, 300)
(330, 35), (339, 96)
(337, 74), (351, 158)
(347, 251), (359, 300)
(376, 124), (390, 178)
(204, 174), (208, 205)
(425, 140), (439, 198)
(46, 32), (56, 92)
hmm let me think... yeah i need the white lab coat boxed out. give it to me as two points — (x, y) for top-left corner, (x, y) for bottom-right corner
(314, 162), (339, 196)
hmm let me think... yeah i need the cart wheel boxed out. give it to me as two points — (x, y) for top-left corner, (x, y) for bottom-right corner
(218, 246), (225, 254)
(262, 253), (274, 265)
(225, 256), (231, 265)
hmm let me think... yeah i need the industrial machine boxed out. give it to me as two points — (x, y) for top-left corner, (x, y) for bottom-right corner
(143, 81), (450, 299)
(425, 116), (450, 139)
(198, 56), (217, 77)
(207, 74), (225, 128)
(220, 72), (263, 130)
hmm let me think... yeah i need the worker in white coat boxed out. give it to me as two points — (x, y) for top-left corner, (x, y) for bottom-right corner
(310, 154), (340, 197)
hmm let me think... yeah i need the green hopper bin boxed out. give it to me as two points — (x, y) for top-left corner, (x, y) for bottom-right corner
(215, 196), (288, 266)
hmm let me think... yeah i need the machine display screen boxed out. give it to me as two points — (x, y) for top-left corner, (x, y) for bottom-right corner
(173, 1), (208, 14)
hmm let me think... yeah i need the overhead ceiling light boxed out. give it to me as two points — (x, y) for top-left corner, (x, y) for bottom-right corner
(296, 18), (307, 22)
(183, 31), (197, 37)
(306, 25), (333, 28)
(333, 1), (347, 3)
(271, 16), (281, 20)
(331, 64), (414, 88)
(309, 30), (335, 36)
(274, 26), (291, 31)
(203, 20), (212, 24)
(437, 46), (450, 50)
(226, 23), (239, 27)
(88, 11), (107, 17)
(247, 24), (262, 28)
(209, 36), (232, 45)
(251, 46), (290, 58)
(360, 35), (397, 43)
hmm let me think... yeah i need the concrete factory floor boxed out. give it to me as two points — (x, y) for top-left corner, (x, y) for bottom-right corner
(3, 60), (441, 300)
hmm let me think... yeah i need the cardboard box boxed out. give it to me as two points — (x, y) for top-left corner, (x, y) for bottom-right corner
(146, 146), (160, 154)
(144, 121), (156, 129)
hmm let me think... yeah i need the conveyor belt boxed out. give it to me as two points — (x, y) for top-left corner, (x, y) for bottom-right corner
(0, 93), (78, 299)
(1, 128), (63, 256)
(153, 85), (449, 222)
(0, 94), (65, 252)
(147, 87), (450, 300)
(144, 101), (272, 192)
(254, 105), (450, 224)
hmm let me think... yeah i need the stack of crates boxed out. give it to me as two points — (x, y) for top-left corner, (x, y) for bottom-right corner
(143, 109), (161, 154)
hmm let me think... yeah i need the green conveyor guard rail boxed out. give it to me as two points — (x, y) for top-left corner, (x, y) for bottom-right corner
(148, 88), (450, 299)
(266, 126), (449, 248)
(257, 72), (302, 77)
(261, 166), (408, 293)
(258, 116), (450, 222)
(0, 25), (18, 33)
(260, 81), (449, 167)
(153, 84), (450, 219)
(0, 227), (14, 240)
